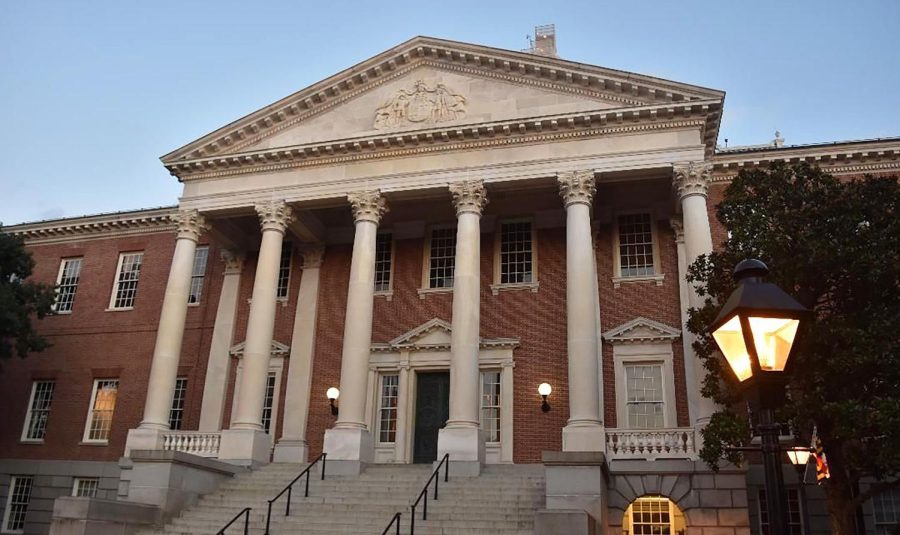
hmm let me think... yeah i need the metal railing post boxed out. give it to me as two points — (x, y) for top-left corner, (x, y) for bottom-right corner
(410, 504), (416, 534)
(243, 508), (249, 535)
(305, 470), (311, 497)
(285, 486), (292, 516)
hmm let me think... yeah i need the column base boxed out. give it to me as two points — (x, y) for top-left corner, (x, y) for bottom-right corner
(437, 426), (485, 477)
(124, 427), (165, 457)
(272, 439), (309, 464)
(323, 427), (373, 475)
(218, 429), (272, 468)
(562, 423), (606, 452)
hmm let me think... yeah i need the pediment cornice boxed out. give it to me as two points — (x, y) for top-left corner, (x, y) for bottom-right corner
(229, 340), (291, 358)
(7, 206), (177, 245)
(371, 317), (520, 352)
(602, 317), (682, 345)
(161, 36), (724, 169)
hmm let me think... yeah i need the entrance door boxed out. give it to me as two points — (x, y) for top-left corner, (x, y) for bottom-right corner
(413, 372), (450, 463)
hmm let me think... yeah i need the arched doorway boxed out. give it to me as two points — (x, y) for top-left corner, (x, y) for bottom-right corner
(622, 495), (686, 535)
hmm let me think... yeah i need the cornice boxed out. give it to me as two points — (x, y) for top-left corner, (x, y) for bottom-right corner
(7, 207), (178, 245)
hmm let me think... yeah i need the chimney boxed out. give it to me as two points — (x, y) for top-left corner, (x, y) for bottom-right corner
(528, 24), (558, 58)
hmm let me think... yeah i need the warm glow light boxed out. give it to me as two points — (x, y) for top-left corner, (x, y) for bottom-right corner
(538, 383), (552, 396)
(326, 387), (340, 400)
(748, 317), (799, 372)
(712, 316), (753, 381)
(787, 447), (812, 465)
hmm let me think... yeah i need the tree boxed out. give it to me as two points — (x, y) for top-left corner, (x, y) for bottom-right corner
(0, 226), (56, 364)
(686, 163), (900, 535)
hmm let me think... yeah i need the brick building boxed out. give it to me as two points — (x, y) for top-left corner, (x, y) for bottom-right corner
(2, 32), (899, 535)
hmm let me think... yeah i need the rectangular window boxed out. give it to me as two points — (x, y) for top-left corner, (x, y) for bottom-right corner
(480, 371), (501, 443)
(21, 381), (55, 441)
(874, 489), (900, 534)
(83, 379), (118, 443)
(188, 247), (209, 304)
(276, 243), (292, 299)
(168, 377), (188, 430)
(261, 372), (277, 434)
(499, 221), (533, 284)
(428, 227), (456, 288)
(374, 233), (392, 292)
(2, 476), (33, 533)
(631, 496), (672, 534)
(72, 478), (99, 498)
(109, 252), (143, 309)
(625, 364), (665, 429)
(54, 258), (82, 313)
(759, 488), (803, 535)
(618, 213), (655, 277)
(378, 374), (399, 443)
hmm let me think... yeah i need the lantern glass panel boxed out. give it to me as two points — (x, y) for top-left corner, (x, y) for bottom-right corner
(712, 315), (754, 381)
(748, 316), (799, 372)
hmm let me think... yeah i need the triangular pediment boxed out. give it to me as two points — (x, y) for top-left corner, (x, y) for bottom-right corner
(371, 318), (519, 352)
(602, 317), (681, 345)
(162, 36), (724, 168)
(229, 340), (291, 357)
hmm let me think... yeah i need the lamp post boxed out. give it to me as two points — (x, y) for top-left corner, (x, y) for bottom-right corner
(710, 259), (809, 535)
(787, 447), (813, 535)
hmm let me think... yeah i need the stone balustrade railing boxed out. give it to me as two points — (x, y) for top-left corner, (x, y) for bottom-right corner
(162, 431), (221, 458)
(605, 428), (698, 460)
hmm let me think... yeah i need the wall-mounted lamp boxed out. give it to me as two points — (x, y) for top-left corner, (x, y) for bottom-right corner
(538, 383), (552, 412)
(326, 387), (340, 416)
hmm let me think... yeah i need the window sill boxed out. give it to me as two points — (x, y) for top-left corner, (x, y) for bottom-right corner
(374, 290), (394, 302)
(247, 298), (290, 307)
(490, 282), (539, 295)
(612, 274), (665, 289)
(417, 287), (453, 299)
(104, 307), (134, 312)
(187, 302), (201, 308)
(53, 310), (73, 315)
(79, 441), (109, 446)
(19, 439), (44, 445)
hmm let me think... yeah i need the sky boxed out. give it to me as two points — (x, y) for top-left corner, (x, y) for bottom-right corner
(2, 0), (899, 225)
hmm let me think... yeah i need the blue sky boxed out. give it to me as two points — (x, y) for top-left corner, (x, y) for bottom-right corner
(2, 0), (898, 225)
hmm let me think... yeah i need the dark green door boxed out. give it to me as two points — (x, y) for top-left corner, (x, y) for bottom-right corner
(413, 372), (450, 463)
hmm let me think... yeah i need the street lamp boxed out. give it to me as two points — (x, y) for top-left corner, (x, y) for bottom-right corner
(787, 447), (813, 535)
(326, 387), (340, 416)
(710, 259), (809, 535)
(538, 383), (552, 412)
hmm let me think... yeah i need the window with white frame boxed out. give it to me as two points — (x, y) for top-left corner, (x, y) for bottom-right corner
(188, 247), (209, 304)
(428, 227), (456, 288)
(499, 221), (534, 284)
(2, 475), (33, 533)
(72, 478), (99, 498)
(54, 258), (82, 313)
(625, 363), (665, 429)
(617, 213), (656, 277)
(83, 379), (118, 443)
(480, 371), (501, 443)
(21, 381), (54, 441)
(759, 488), (803, 535)
(874, 489), (900, 535)
(109, 252), (143, 309)
(378, 374), (399, 443)
(261, 372), (277, 434)
(276, 243), (292, 299)
(375, 233), (393, 292)
(630, 495), (673, 534)
(168, 377), (187, 430)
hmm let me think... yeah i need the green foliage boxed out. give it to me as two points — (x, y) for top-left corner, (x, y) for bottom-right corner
(0, 227), (56, 364)
(686, 163), (900, 507)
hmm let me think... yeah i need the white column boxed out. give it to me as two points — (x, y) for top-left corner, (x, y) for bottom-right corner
(558, 170), (606, 451)
(323, 190), (387, 474)
(198, 249), (244, 432)
(673, 162), (718, 425)
(219, 201), (293, 466)
(273, 245), (324, 463)
(393, 362), (411, 463)
(438, 180), (488, 475)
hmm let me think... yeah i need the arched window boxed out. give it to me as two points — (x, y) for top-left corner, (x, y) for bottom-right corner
(623, 495), (686, 535)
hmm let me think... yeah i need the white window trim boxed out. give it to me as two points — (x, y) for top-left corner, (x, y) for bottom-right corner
(107, 252), (143, 311)
(480, 369), (502, 445)
(53, 257), (82, 314)
(613, 343), (678, 429)
(20, 381), (53, 443)
(71, 477), (99, 498)
(187, 246), (209, 307)
(230, 354), (284, 435)
(82, 379), (118, 444)
(374, 231), (395, 300)
(612, 210), (664, 288)
(376, 373), (400, 444)
(275, 242), (293, 303)
(2, 475), (32, 534)
(491, 217), (539, 295)
(418, 224), (457, 297)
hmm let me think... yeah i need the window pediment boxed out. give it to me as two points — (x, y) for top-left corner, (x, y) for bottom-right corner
(603, 317), (681, 345)
(371, 318), (519, 352)
(229, 340), (291, 358)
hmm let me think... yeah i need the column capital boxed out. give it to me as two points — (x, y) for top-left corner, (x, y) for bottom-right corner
(348, 190), (388, 224)
(673, 161), (711, 200)
(174, 209), (209, 241)
(449, 180), (489, 216)
(255, 200), (294, 233)
(669, 218), (685, 244)
(300, 244), (326, 269)
(221, 249), (245, 274)
(557, 170), (596, 207)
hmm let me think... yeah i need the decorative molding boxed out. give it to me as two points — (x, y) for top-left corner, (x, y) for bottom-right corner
(374, 79), (466, 130)
(229, 340), (291, 358)
(300, 244), (325, 269)
(173, 209), (209, 241)
(672, 161), (711, 200)
(612, 274), (665, 289)
(602, 317), (681, 344)
(348, 190), (389, 224)
(449, 180), (488, 216)
(220, 249), (245, 274)
(371, 317), (520, 352)
(255, 200), (294, 232)
(557, 169), (596, 207)
(6, 207), (177, 245)
(669, 218), (684, 243)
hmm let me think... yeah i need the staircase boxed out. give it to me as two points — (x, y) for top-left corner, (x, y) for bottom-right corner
(138, 463), (545, 535)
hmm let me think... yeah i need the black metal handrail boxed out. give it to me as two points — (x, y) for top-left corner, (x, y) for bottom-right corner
(380, 512), (402, 535)
(217, 507), (251, 535)
(409, 453), (449, 534)
(264, 452), (327, 535)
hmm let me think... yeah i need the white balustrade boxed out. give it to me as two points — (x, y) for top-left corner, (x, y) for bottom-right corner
(162, 431), (221, 458)
(605, 428), (698, 460)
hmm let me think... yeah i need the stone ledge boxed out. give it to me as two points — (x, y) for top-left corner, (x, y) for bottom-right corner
(127, 449), (248, 477)
(542, 450), (607, 467)
(50, 497), (160, 535)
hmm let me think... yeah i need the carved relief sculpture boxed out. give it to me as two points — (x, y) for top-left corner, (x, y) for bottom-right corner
(373, 80), (466, 129)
